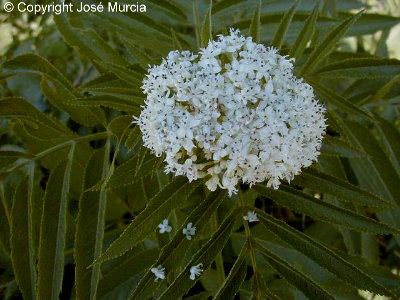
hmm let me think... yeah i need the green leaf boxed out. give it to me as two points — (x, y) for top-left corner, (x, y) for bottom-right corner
(214, 243), (247, 299)
(249, 0), (261, 43)
(70, 95), (142, 113)
(342, 12), (400, 36)
(101, 62), (143, 87)
(257, 243), (335, 300)
(107, 115), (133, 139)
(130, 190), (227, 299)
(338, 119), (400, 242)
(292, 168), (394, 208)
(170, 29), (183, 51)
(79, 86), (143, 99)
(96, 150), (161, 190)
(271, 0), (299, 49)
(312, 58), (400, 78)
(97, 248), (159, 298)
(0, 183), (11, 254)
(311, 81), (373, 119)
(298, 10), (364, 76)
(200, 1), (213, 47)
(125, 126), (142, 152)
(41, 78), (106, 127)
(212, 0), (246, 14)
(289, 2), (319, 61)
(256, 209), (395, 297)
(158, 208), (239, 300)
(146, 0), (187, 19)
(253, 185), (400, 234)
(375, 117), (400, 173)
(93, 177), (201, 265)
(120, 35), (157, 69)
(3, 54), (72, 89)
(37, 144), (75, 300)
(75, 142), (110, 300)
(364, 74), (400, 103)
(321, 135), (368, 158)
(10, 173), (36, 300)
(0, 97), (70, 135)
(54, 14), (127, 67)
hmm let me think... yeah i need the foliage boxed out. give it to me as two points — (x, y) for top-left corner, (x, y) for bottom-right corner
(1, 0), (400, 299)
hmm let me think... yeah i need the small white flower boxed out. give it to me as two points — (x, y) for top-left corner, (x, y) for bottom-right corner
(158, 219), (172, 234)
(243, 211), (259, 222)
(189, 263), (204, 280)
(182, 222), (196, 240)
(151, 265), (165, 282)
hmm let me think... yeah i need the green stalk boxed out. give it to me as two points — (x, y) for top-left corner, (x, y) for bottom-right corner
(211, 212), (226, 284)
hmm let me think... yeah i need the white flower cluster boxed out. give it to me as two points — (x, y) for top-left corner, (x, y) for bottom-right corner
(136, 29), (326, 195)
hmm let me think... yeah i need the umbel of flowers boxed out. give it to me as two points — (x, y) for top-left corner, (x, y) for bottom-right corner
(136, 29), (326, 195)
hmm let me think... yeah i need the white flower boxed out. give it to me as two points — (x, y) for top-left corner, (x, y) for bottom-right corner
(189, 263), (204, 280)
(158, 219), (172, 234)
(243, 211), (259, 222)
(151, 265), (165, 282)
(136, 29), (326, 195)
(182, 222), (196, 240)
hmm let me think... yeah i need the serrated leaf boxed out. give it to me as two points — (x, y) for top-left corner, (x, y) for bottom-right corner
(214, 243), (247, 299)
(271, 0), (299, 49)
(249, 0), (261, 43)
(200, 1), (213, 48)
(253, 185), (400, 234)
(312, 58), (400, 78)
(257, 243), (335, 300)
(365, 74), (400, 103)
(101, 62), (143, 87)
(54, 14), (127, 67)
(375, 117), (400, 173)
(0, 183), (11, 254)
(338, 119), (400, 243)
(130, 190), (227, 299)
(107, 115), (133, 139)
(158, 208), (239, 300)
(256, 209), (395, 297)
(311, 81), (373, 119)
(298, 10), (363, 76)
(289, 2), (319, 61)
(3, 54), (72, 89)
(75, 143), (110, 300)
(79, 86), (143, 99)
(10, 174), (36, 300)
(41, 77), (106, 127)
(97, 248), (159, 298)
(292, 168), (394, 208)
(37, 144), (75, 300)
(125, 126), (142, 152)
(120, 36), (157, 69)
(93, 177), (200, 265)
(146, 0), (187, 19)
(96, 150), (161, 190)
(0, 97), (70, 137)
(321, 135), (368, 157)
(170, 29), (183, 51)
(70, 95), (142, 113)
(212, 0), (246, 14)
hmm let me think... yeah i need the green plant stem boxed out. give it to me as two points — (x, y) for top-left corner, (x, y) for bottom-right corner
(239, 191), (259, 275)
(211, 212), (226, 284)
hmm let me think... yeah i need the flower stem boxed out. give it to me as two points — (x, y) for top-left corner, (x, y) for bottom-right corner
(211, 212), (226, 284)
